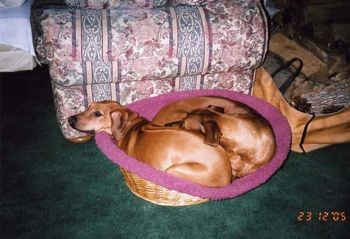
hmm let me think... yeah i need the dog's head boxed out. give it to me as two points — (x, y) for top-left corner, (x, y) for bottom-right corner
(68, 100), (127, 135)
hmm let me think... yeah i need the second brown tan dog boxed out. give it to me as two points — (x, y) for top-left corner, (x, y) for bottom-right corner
(176, 106), (276, 177)
(68, 101), (232, 188)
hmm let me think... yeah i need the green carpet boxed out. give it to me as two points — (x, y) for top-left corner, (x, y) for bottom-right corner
(1, 67), (349, 239)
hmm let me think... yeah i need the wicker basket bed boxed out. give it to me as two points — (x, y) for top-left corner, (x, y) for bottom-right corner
(95, 89), (291, 206)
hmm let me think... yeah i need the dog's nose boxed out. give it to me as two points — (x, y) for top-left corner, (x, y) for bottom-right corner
(68, 115), (77, 126)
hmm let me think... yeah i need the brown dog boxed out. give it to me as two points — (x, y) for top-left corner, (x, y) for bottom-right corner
(152, 96), (276, 177)
(68, 101), (232, 188)
(177, 106), (275, 177)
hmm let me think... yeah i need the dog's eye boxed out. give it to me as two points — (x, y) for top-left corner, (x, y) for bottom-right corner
(94, 111), (102, 117)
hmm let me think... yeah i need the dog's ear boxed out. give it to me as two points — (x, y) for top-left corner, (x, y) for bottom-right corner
(110, 110), (126, 141)
(202, 121), (222, 147)
(208, 105), (225, 113)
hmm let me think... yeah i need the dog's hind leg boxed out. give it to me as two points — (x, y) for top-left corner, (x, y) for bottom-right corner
(165, 163), (231, 188)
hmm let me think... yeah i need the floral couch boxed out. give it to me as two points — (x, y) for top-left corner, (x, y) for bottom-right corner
(33, 0), (268, 140)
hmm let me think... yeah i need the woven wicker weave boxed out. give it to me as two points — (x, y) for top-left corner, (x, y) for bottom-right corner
(120, 168), (209, 206)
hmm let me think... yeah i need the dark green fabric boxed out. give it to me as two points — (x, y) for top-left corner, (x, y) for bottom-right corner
(1, 67), (349, 239)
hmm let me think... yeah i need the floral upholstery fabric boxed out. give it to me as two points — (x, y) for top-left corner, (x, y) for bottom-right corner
(171, 0), (216, 5)
(35, 0), (268, 139)
(39, 2), (267, 84)
(65, 0), (169, 8)
(63, 0), (260, 9)
(64, 0), (221, 9)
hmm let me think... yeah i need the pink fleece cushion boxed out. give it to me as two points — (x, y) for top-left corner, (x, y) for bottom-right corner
(95, 90), (291, 200)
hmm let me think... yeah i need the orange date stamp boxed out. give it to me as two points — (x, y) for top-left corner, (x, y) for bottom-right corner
(297, 211), (348, 222)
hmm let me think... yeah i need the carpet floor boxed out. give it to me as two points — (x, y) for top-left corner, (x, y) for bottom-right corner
(1, 66), (349, 239)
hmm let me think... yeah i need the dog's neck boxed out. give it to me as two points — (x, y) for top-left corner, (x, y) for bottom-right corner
(115, 112), (149, 150)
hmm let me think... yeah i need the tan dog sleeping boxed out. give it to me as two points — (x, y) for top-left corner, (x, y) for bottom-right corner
(152, 96), (276, 177)
(180, 106), (276, 177)
(68, 101), (232, 188)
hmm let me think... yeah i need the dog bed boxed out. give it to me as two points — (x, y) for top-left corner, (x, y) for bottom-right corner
(95, 90), (291, 206)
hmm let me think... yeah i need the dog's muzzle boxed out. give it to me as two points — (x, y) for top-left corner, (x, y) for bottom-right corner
(68, 115), (95, 135)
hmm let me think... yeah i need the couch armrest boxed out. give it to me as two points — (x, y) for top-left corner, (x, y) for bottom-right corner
(36, 0), (268, 86)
